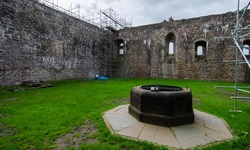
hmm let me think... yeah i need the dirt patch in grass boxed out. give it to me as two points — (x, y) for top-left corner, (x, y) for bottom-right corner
(114, 98), (130, 105)
(0, 112), (11, 118)
(216, 88), (250, 104)
(54, 119), (99, 149)
(193, 98), (202, 109)
(0, 123), (18, 137)
(105, 98), (130, 105)
(6, 81), (55, 92)
(216, 88), (234, 97)
(0, 111), (16, 137)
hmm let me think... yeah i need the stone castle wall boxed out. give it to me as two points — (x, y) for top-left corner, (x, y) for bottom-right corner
(0, 0), (101, 86)
(1, 0), (249, 86)
(118, 12), (250, 81)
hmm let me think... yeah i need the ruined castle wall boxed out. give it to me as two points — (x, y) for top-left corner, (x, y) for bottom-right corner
(118, 12), (250, 81)
(0, 0), (101, 86)
(1, 0), (249, 85)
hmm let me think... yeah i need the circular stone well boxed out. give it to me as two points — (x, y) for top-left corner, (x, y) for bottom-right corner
(128, 85), (194, 127)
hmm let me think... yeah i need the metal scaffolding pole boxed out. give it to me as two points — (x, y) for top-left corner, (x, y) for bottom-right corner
(38, 0), (132, 77)
(215, 0), (250, 112)
(96, 8), (132, 78)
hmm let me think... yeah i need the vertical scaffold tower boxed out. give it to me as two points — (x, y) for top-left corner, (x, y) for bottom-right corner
(216, 0), (250, 112)
(97, 8), (132, 77)
(39, 1), (132, 77)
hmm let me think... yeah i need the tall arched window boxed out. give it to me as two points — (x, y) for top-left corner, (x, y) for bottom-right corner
(165, 33), (176, 58)
(197, 46), (203, 55)
(169, 42), (174, 55)
(243, 44), (249, 55)
(195, 40), (207, 60)
(116, 39), (125, 55)
(243, 40), (250, 56)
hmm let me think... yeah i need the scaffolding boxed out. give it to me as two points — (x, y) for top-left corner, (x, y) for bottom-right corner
(39, 0), (132, 78)
(97, 8), (132, 77)
(98, 8), (132, 30)
(40, 1), (132, 29)
(41, 0), (81, 20)
(216, 0), (250, 112)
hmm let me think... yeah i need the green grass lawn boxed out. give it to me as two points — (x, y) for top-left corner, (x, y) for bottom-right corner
(0, 78), (249, 149)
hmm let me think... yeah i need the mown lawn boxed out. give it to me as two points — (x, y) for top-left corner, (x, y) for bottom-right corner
(0, 78), (249, 149)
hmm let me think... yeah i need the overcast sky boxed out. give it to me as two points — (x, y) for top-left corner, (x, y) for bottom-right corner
(42, 0), (249, 27)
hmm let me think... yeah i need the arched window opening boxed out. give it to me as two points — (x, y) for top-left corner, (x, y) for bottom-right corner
(165, 33), (176, 58)
(243, 44), (249, 55)
(197, 46), (203, 56)
(169, 42), (174, 55)
(116, 39), (124, 55)
(119, 43), (124, 55)
(195, 40), (207, 60)
(243, 40), (250, 56)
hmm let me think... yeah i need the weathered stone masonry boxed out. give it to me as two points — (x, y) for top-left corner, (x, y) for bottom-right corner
(0, 0), (101, 86)
(1, 0), (250, 86)
(118, 12), (250, 81)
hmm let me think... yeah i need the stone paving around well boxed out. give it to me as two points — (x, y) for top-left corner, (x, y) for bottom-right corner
(103, 105), (233, 149)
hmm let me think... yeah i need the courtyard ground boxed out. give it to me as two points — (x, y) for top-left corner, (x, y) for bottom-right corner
(0, 78), (249, 149)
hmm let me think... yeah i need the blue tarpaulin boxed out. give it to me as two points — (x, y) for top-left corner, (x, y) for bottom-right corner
(98, 75), (108, 80)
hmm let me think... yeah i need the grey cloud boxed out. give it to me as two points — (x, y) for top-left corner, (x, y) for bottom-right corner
(81, 1), (98, 14)
(120, 0), (242, 26)
(59, 0), (248, 26)
(104, 0), (116, 4)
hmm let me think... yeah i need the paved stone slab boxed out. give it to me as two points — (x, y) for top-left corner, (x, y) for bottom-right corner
(106, 105), (128, 113)
(114, 104), (129, 113)
(172, 125), (214, 149)
(153, 126), (181, 149)
(104, 113), (137, 131)
(195, 117), (205, 126)
(194, 110), (233, 138)
(194, 110), (218, 122)
(103, 105), (234, 149)
(118, 122), (145, 138)
(192, 124), (232, 141)
(138, 124), (158, 141)
(204, 120), (233, 137)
